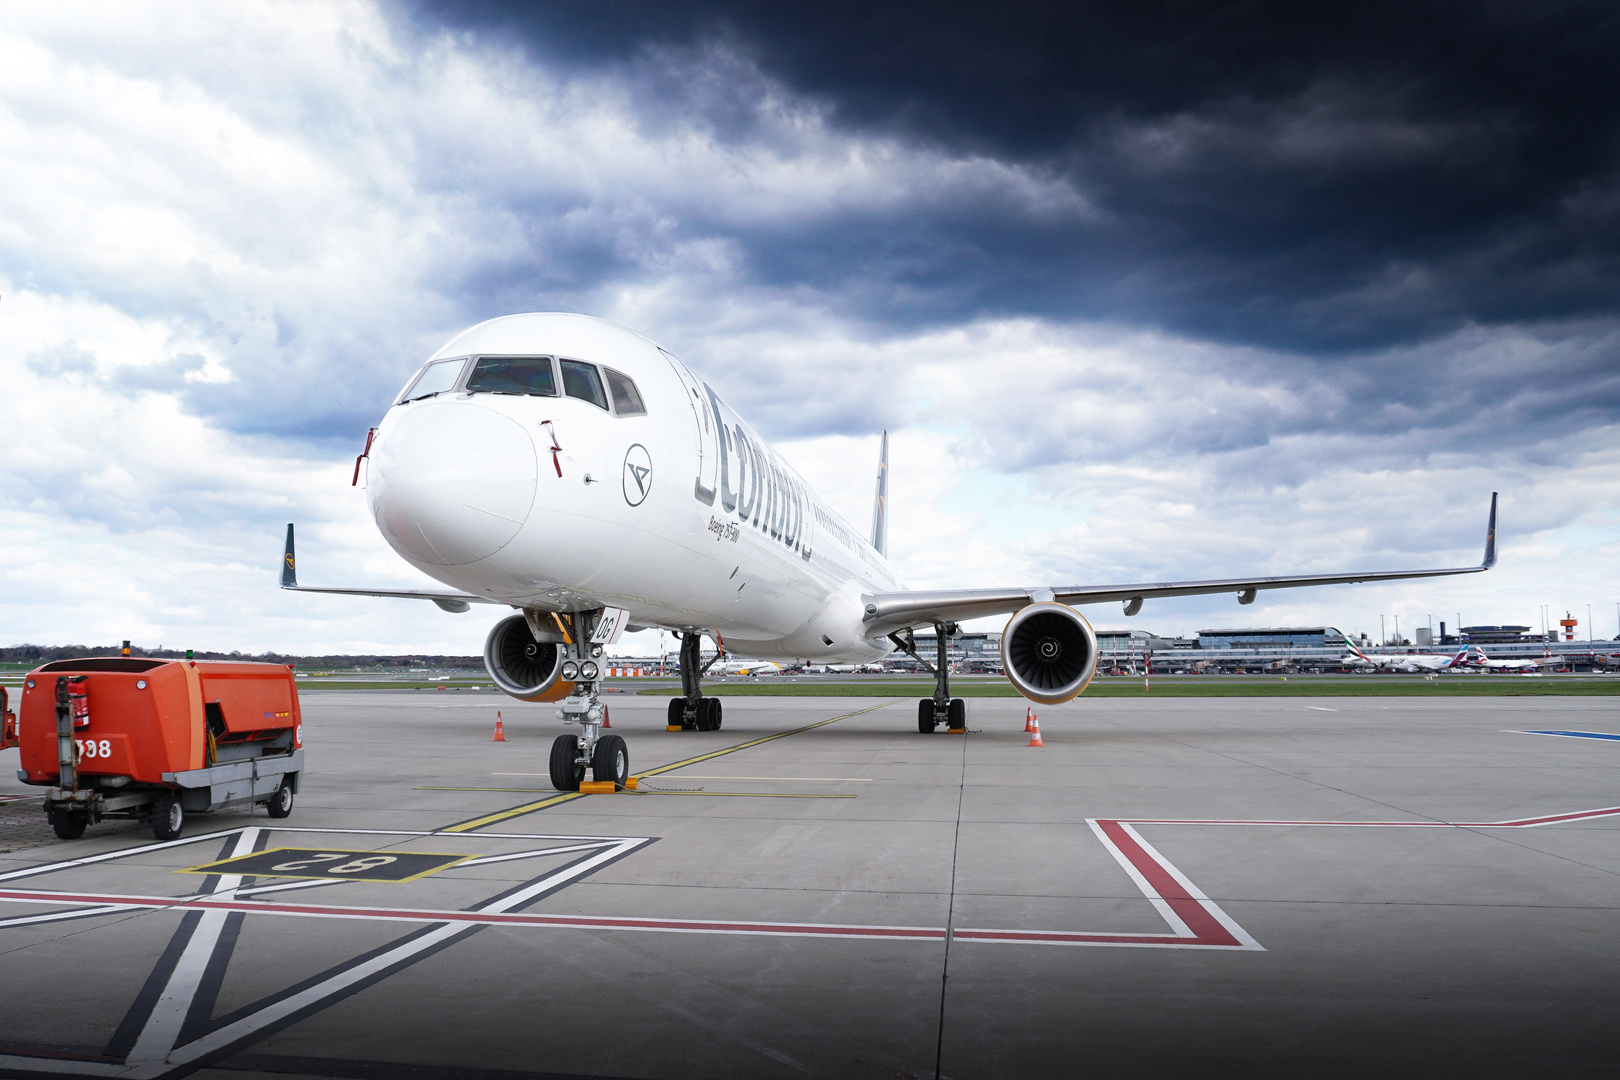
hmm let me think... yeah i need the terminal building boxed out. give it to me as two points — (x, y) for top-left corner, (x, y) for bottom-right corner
(1196, 627), (1337, 650)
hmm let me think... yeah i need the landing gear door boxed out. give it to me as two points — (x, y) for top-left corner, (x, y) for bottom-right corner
(660, 349), (717, 507)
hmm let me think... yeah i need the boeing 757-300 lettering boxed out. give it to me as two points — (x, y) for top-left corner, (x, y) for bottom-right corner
(281, 313), (1498, 791)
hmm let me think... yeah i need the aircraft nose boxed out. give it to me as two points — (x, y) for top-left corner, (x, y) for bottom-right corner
(369, 402), (537, 567)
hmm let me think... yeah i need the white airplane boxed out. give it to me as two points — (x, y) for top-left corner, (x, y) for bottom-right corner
(281, 312), (1499, 791)
(708, 658), (784, 676)
(1340, 635), (1468, 673)
(1459, 645), (1562, 672)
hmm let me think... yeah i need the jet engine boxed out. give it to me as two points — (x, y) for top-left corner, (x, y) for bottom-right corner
(483, 614), (569, 701)
(1000, 602), (1099, 704)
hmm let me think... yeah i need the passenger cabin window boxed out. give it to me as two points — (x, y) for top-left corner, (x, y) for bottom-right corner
(466, 356), (556, 397)
(399, 358), (465, 403)
(560, 359), (608, 410)
(603, 367), (646, 416)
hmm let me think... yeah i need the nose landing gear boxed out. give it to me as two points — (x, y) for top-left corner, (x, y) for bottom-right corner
(546, 610), (630, 791)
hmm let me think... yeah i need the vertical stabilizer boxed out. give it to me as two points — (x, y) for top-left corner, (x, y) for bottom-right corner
(870, 430), (889, 557)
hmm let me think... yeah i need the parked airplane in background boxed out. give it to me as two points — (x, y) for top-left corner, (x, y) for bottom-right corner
(1341, 636), (1468, 673)
(282, 313), (1499, 792)
(1459, 645), (1561, 672)
(709, 658), (783, 676)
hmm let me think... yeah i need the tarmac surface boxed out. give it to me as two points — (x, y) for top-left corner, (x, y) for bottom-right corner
(2, 691), (1618, 1079)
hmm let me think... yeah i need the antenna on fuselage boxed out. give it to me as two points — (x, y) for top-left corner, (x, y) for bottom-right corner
(870, 430), (889, 557)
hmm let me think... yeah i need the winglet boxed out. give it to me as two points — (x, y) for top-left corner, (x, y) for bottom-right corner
(1481, 492), (1498, 568)
(869, 430), (889, 557)
(281, 524), (298, 588)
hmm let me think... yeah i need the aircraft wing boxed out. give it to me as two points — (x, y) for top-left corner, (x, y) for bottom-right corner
(861, 493), (1497, 638)
(278, 524), (505, 613)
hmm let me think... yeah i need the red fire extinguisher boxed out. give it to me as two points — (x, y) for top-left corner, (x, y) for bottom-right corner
(68, 676), (90, 729)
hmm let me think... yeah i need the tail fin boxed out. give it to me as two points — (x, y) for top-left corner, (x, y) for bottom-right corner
(1342, 632), (1370, 661)
(870, 430), (889, 557)
(281, 524), (298, 588)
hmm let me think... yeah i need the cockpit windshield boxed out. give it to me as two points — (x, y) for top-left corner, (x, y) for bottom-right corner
(466, 356), (557, 397)
(603, 367), (647, 416)
(560, 359), (609, 410)
(399, 358), (465, 403)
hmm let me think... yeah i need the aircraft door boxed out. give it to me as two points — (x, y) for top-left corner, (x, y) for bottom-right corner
(660, 349), (717, 506)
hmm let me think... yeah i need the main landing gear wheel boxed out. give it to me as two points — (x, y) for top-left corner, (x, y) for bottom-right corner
(696, 697), (722, 731)
(592, 734), (630, 786)
(667, 698), (684, 728)
(50, 806), (86, 840)
(152, 794), (184, 841)
(947, 698), (966, 729)
(917, 699), (936, 733)
(266, 778), (294, 819)
(550, 734), (585, 792)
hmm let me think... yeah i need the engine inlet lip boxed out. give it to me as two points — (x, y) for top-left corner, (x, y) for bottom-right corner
(1001, 602), (1099, 705)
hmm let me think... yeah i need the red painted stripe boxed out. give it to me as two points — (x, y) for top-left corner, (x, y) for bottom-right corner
(954, 930), (1192, 945)
(1117, 806), (1620, 829)
(1095, 820), (1239, 947)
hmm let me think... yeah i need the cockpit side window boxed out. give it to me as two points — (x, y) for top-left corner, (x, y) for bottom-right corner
(603, 367), (647, 416)
(466, 356), (557, 397)
(559, 359), (609, 410)
(398, 357), (466, 403)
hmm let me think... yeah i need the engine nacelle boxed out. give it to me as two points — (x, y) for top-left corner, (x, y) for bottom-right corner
(483, 614), (570, 701)
(1000, 602), (1099, 704)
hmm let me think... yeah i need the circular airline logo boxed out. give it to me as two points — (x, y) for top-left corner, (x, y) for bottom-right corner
(622, 444), (652, 506)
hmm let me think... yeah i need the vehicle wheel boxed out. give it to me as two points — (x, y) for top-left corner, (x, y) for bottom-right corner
(50, 807), (86, 840)
(549, 734), (584, 791)
(152, 794), (184, 841)
(666, 697), (683, 728)
(708, 698), (722, 731)
(695, 698), (715, 731)
(917, 699), (936, 734)
(947, 698), (966, 729)
(266, 778), (294, 818)
(592, 734), (630, 786)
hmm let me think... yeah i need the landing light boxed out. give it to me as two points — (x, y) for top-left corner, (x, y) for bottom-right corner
(580, 661), (600, 680)
(561, 661), (579, 681)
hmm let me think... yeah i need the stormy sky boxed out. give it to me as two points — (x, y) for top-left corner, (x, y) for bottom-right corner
(1, 1), (1616, 656)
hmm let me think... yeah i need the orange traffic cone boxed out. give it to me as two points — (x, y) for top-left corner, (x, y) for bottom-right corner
(602, 707), (611, 729)
(1024, 707), (1035, 732)
(1028, 716), (1044, 748)
(492, 711), (507, 742)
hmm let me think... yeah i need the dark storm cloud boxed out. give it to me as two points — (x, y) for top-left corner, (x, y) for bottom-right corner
(411, 0), (1620, 354)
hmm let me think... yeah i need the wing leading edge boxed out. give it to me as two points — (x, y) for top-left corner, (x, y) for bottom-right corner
(278, 524), (505, 614)
(861, 493), (1498, 637)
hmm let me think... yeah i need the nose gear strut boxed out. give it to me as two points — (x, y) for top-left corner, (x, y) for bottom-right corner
(547, 611), (630, 790)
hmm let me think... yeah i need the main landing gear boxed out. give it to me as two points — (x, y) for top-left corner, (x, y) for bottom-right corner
(547, 610), (631, 792)
(892, 624), (966, 734)
(665, 630), (722, 732)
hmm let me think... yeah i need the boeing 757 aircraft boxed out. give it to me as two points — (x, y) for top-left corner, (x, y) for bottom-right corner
(282, 313), (1498, 791)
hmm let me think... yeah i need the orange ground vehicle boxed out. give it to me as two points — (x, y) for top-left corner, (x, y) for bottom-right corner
(15, 657), (304, 841)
